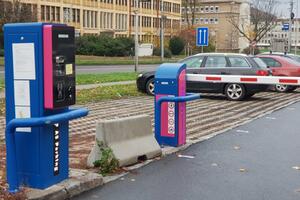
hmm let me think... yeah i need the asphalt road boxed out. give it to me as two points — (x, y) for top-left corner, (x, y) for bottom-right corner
(74, 101), (300, 200)
(0, 64), (158, 78)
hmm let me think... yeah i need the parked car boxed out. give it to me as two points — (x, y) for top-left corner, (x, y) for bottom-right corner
(259, 52), (300, 63)
(257, 55), (300, 92)
(137, 53), (271, 100)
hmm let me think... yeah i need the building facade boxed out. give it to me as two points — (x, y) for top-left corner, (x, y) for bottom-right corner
(5, 0), (181, 43)
(181, 0), (250, 52)
(259, 18), (300, 52)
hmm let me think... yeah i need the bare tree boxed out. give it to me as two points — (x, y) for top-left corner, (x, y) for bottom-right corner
(0, 0), (37, 30)
(182, 0), (198, 28)
(228, 0), (277, 45)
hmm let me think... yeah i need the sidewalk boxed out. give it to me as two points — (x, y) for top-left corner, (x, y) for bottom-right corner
(0, 80), (136, 99)
(74, 101), (300, 200)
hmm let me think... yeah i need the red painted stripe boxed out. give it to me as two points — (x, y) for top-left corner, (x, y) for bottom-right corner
(206, 77), (221, 81)
(240, 78), (258, 82)
(279, 79), (298, 84)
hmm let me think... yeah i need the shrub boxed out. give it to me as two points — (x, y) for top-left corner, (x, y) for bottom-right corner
(75, 35), (134, 57)
(169, 36), (185, 55)
(152, 47), (172, 58)
(0, 49), (4, 57)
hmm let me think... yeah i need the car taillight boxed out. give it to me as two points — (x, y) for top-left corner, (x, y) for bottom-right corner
(256, 70), (269, 76)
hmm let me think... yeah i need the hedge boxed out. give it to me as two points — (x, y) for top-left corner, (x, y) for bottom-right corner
(76, 35), (134, 57)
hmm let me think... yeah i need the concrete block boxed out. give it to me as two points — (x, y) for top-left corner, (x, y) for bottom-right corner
(87, 115), (162, 167)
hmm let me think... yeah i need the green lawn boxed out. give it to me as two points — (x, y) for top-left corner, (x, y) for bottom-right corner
(0, 57), (3, 66)
(76, 72), (137, 85)
(0, 79), (4, 90)
(76, 84), (144, 104)
(75, 55), (184, 65)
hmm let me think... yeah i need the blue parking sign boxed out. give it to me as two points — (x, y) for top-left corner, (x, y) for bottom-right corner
(196, 27), (209, 46)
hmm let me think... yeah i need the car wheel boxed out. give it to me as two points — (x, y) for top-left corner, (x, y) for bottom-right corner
(146, 78), (155, 95)
(288, 86), (297, 92)
(225, 83), (246, 101)
(245, 93), (255, 99)
(274, 84), (289, 92)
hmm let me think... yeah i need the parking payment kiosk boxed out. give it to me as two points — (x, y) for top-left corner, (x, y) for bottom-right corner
(4, 23), (88, 192)
(155, 63), (200, 147)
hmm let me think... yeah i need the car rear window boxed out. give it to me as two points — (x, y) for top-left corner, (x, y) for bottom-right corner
(252, 57), (268, 69)
(287, 55), (300, 63)
(228, 57), (250, 68)
(259, 57), (281, 67)
(285, 56), (300, 66)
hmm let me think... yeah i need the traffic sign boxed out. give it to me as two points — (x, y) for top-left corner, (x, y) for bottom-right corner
(196, 27), (209, 46)
(282, 23), (289, 31)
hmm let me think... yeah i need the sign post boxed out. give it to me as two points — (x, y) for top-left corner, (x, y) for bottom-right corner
(196, 27), (209, 53)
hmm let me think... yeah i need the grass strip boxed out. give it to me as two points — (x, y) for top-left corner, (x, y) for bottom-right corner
(76, 84), (144, 104)
(76, 72), (137, 85)
(75, 55), (183, 65)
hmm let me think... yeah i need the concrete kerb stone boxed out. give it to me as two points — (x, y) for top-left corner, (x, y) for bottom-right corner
(25, 100), (299, 200)
(87, 114), (162, 167)
(26, 169), (103, 200)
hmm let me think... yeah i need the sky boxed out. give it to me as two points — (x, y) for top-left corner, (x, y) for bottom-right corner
(276, 0), (300, 18)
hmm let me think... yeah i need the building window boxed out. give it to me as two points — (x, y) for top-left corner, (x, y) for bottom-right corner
(205, 6), (209, 12)
(215, 6), (219, 12)
(205, 18), (208, 24)
(215, 18), (218, 24)
(46, 6), (50, 21)
(200, 18), (203, 24)
(56, 7), (60, 22)
(200, 7), (204, 12)
(210, 18), (214, 24)
(41, 5), (45, 21)
(77, 9), (80, 23)
(51, 6), (55, 21)
(210, 6), (214, 12)
(72, 9), (76, 22)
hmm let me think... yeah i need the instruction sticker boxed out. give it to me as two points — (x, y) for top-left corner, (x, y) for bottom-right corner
(12, 43), (36, 80)
(66, 64), (73, 75)
(14, 80), (30, 106)
(15, 106), (31, 132)
(167, 102), (175, 135)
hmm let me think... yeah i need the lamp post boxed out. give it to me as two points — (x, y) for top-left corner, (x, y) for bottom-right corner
(134, 0), (139, 72)
(160, 0), (166, 61)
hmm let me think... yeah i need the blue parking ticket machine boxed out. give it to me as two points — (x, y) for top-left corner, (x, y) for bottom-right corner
(155, 63), (200, 147)
(4, 23), (88, 192)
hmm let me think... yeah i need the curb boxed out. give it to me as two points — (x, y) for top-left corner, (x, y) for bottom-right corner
(26, 169), (103, 200)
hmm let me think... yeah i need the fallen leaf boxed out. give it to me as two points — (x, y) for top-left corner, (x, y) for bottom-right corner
(131, 178), (135, 182)
(239, 168), (247, 172)
(236, 130), (249, 133)
(177, 154), (195, 159)
(292, 166), (300, 170)
(233, 146), (241, 150)
(211, 163), (218, 167)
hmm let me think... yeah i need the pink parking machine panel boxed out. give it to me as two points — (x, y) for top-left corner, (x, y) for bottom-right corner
(178, 69), (186, 145)
(43, 25), (54, 109)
